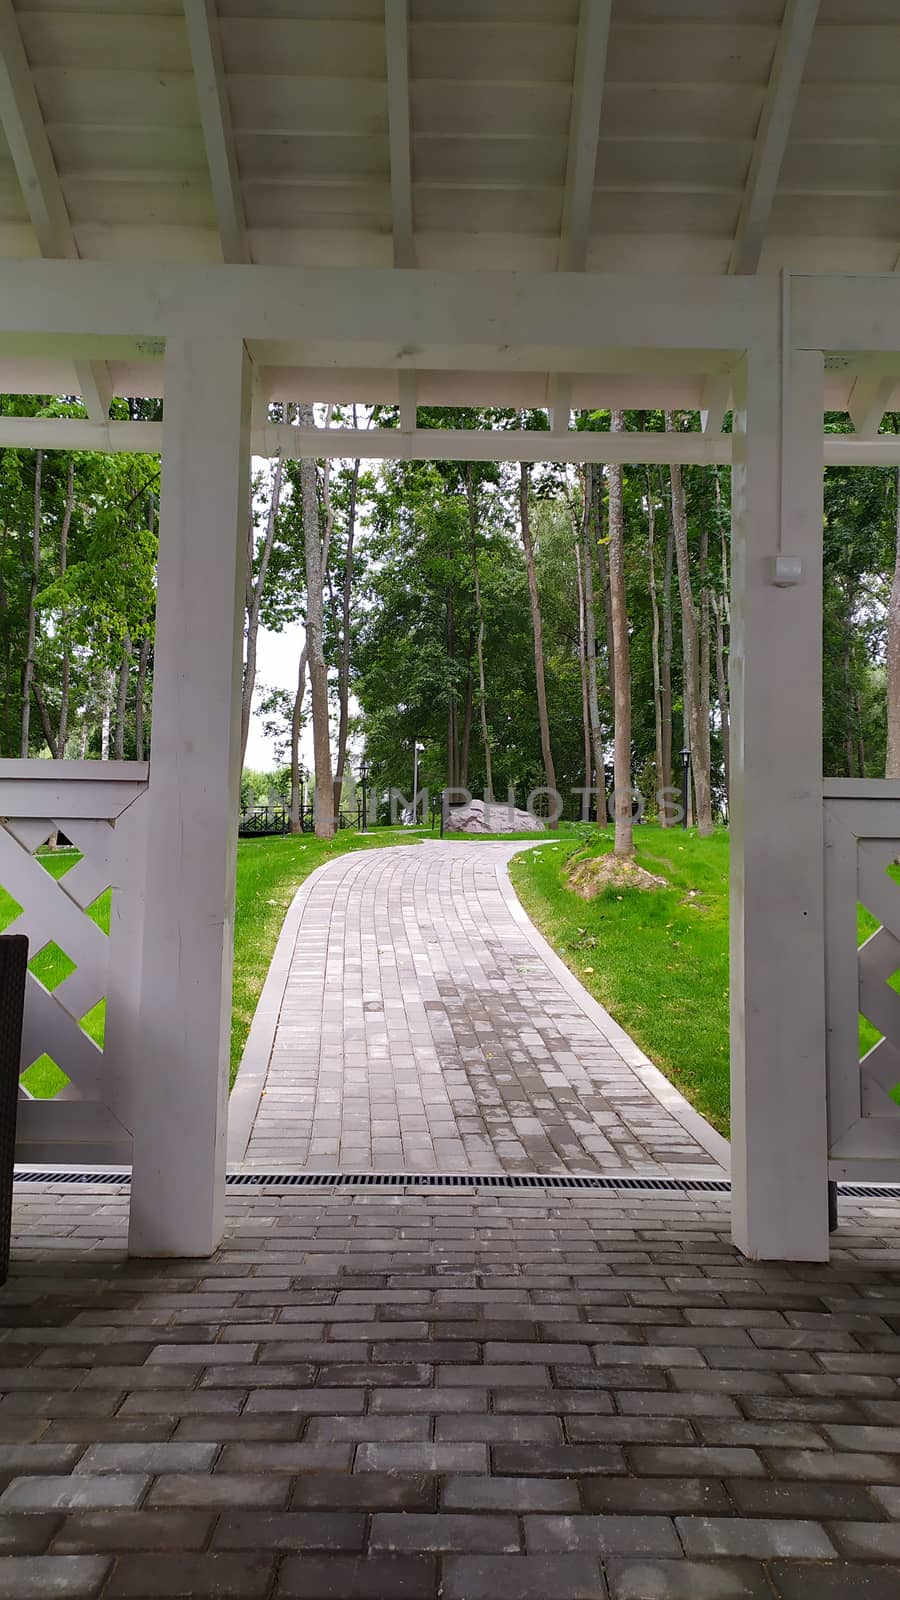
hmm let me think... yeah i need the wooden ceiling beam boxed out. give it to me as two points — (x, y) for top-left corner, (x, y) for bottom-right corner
(728, 0), (820, 276)
(0, 0), (112, 420)
(183, 0), (249, 265)
(385, 0), (414, 268)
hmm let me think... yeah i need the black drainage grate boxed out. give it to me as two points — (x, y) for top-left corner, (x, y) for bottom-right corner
(14, 1169), (900, 1198)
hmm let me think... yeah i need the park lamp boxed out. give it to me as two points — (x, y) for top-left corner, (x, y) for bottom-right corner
(680, 746), (692, 831)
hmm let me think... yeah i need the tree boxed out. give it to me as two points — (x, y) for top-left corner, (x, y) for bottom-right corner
(297, 403), (334, 838)
(241, 449), (284, 767)
(607, 414), (633, 857)
(665, 414), (713, 835)
(519, 461), (559, 826)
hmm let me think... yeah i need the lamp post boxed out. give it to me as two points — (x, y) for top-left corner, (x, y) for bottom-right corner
(359, 759), (368, 834)
(412, 740), (424, 825)
(680, 746), (692, 831)
(298, 763), (306, 833)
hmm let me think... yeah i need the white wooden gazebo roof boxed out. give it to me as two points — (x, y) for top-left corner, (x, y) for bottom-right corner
(0, 0), (898, 444)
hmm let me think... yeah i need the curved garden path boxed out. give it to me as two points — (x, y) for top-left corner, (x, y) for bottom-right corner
(230, 841), (728, 1175)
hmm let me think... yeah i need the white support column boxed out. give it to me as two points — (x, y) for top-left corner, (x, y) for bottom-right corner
(128, 337), (251, 1257)
(730, 324), (829, 1262)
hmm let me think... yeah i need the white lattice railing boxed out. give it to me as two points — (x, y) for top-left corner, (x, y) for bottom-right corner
(824, 778), (900, 1177)
(0, 760), (148, 1164)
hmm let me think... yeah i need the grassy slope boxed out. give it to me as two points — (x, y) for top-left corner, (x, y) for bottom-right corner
(510, 824), (732, 1134)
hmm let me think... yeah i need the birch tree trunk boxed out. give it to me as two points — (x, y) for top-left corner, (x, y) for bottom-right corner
(332, 458), (361, 818)
(446, 587), (459, 789)
(574, 520), (592, 811)
(582, 465), (604, 813)
(240, 452), (284, 768)
(646, 468), (666, 821)
(114, 631), (132, 759)
(886, 465), (900, 776)
(699, 516), (712, 818)
(665, 414), (713, 836)
(466, 465), (494, 800)
(57, 458), (74, 754)
(608, 413), (633, 857)
(660, 485), (674, 822)
(135, 637), (151, 761)
(290, 642), (309, 833)
(20, 450), (42, 757)
(519, 461), (559, 827)
(713, 593), (730, 801)
(297, 403), (334, 838)
(100, 669), (114, 762)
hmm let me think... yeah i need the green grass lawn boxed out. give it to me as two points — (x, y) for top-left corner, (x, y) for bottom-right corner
(510, 824), (733, 1134)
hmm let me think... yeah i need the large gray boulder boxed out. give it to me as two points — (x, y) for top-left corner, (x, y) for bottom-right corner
(447, 797), (544, 834)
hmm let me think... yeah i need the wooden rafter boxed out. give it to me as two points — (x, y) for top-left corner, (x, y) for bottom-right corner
(183, 0), (249, 265)
(384, 0), (414, 268)
(0, 0), (112, 420)
(848, 373), (894, 439)
(728, 0), (820, 276)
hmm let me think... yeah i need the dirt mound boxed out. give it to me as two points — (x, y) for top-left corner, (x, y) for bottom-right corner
(566, 852), (668, 899)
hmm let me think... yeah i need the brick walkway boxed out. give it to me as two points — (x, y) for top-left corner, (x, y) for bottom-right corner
(236, 843), (725, 1175)
(4, 1182), (900, 1596)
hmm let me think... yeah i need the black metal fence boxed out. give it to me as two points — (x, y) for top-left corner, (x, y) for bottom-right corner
(239, 805), (363, 838)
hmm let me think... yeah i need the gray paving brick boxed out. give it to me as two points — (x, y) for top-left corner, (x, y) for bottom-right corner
(370, 1511), (520, 1552)
(442, 1475), (580, 1512)
(831, 1519), (900, 1557)
(0, 1511), (62, 1554)
(769, 1563), (900, 1599)
(276, 1554), (437, 1597)
(676, 1514), (837, 1558)
(216, 1443), (351, 1473)
(306, 1416), (431, 1443)
(582, 1477), (730, 1515)
(211, 1511), (366, 1551)
(442, 1554), (606, 1599)
(0, 1475), (148, 1513)
(626, 1445), (765, 1476)
(764, 1448), (900, 1483)
(0, 1556), (111, 1598)
(50, 1510), (214, 1553)
(103, 1552), (274, 1597)
(492, 1443), (627, 1476)
(74, 1444), (217, 1474)
(605, 1559), (773, 1599)
(290, 1473), (433, 1511)
(524, 1513), (680, 1555)
(147, 1474), (289, 1509)
(726, 1478), (884, 1520)
(355, 1442), (486, 1474)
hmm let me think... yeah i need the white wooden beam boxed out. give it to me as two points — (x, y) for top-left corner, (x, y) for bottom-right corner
(560, 0), (612, 272)
(384, 0), (414, 268)
(848, 373), (893, 439)
(728, 0), (820, 275)
(129, 337), (251, 1258)
(547, 374), (572, 435)
(5, 413), (900, 468)
(183, 0), (249, 265)
(0, 0), (112, 416)
(700, 373), (732, 435)
(398, 369), (417, 431)
(0, 260), (764, 355)
(730, 344), (830, 1261)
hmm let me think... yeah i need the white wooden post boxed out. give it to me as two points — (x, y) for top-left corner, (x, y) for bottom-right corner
(128, 337), (251, 1257)
(730, 318), (829, 1261)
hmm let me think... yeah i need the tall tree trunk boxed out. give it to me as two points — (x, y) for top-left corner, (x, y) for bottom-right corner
(466, 465), (494, 800)
(519, 461), (559, 827)
(134, 637), (151, 761)
(842, 585), (855, 777)
(57, 457), (74, 754)
(297, 404), (333, 838)
(886, 466), (900, 776)
(114, 632), (132, 759)
(21, 450), (42, 757)
(699, 514), (712, 820)
(99, 669), (114, 761)
(574, 519), (592, 812)
(856, 689), (866, 777)
(290, 643), (309, 833)
(332, 458), (361, 817)
(660, 480), (674, 822)
(459, 659), (474, 792)
(665, 414), (713, 835)
(241, 451), (284, 768)
(607, 414), (633, 857)
(582, 465), (604, 814)
(446, 586), (459, 789)
(646, 468), (667, 823)
(713, 594), (730, 801)
(31, 677), (58, 758)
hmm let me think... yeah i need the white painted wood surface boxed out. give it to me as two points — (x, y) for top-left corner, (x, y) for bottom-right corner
(127, 337), (251, 1258)
(0, 764), (148, 1166)
(729, 335), (830, 1262)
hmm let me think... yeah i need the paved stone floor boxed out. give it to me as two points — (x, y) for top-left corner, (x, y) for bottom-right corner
(4, 1183), (900, 1596)
(240, 843), (722, 1175)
